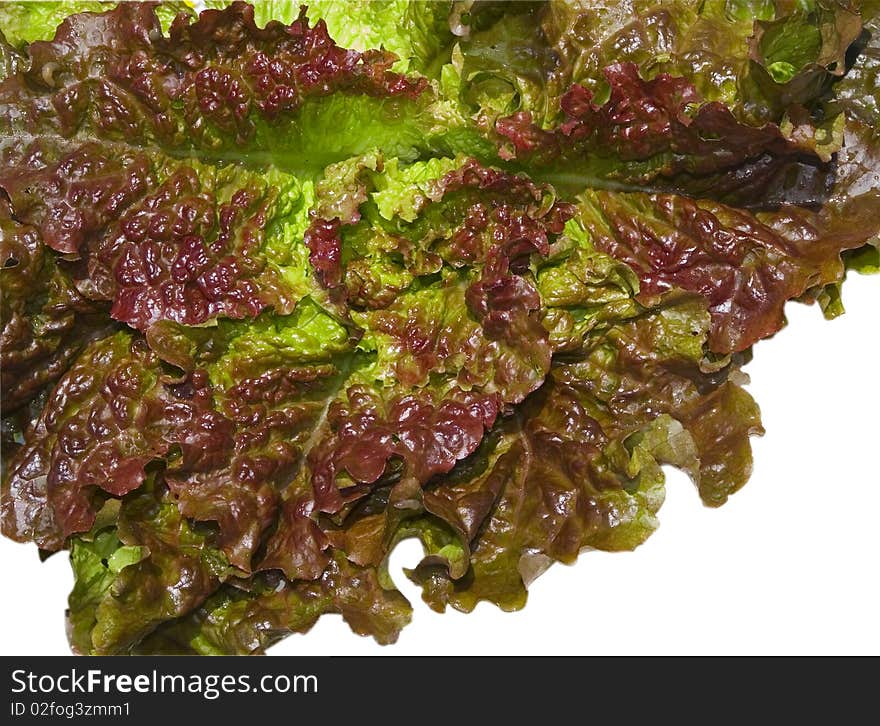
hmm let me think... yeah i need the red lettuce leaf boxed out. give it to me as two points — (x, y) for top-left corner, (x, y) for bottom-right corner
(495, 62), (833, 205)
(574, 188), (868, 353)
(0, 2), (425, 155)
(132, 553), (412, 655)
(0, 195), (112, 414)
(409, 296), (763, 611)
(1, 0), (878, 657)
(1, 332), (226, 549)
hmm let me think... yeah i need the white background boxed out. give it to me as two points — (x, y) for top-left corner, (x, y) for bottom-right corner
(2, 274), (878, 656)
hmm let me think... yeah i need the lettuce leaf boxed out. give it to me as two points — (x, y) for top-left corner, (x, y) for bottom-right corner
(1, 0), (878, 655)
(451, 0), (861, 127)
(0, 2), (428, 158)
(67, 477), (228, 655)
(231, 0), (455, 76)
(572, 188), (866, 353)
(0, 2), (195, 45)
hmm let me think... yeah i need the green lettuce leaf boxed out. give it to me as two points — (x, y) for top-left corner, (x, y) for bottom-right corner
(66, 476), (229, 655)
(232, 0), (455, 76)
(133, 551), (411, 654)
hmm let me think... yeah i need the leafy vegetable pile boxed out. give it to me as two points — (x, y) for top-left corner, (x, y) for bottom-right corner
(1, 0), (877, 655)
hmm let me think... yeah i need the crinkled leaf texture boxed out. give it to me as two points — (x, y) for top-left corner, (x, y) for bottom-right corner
(0, 0), (877, 654)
